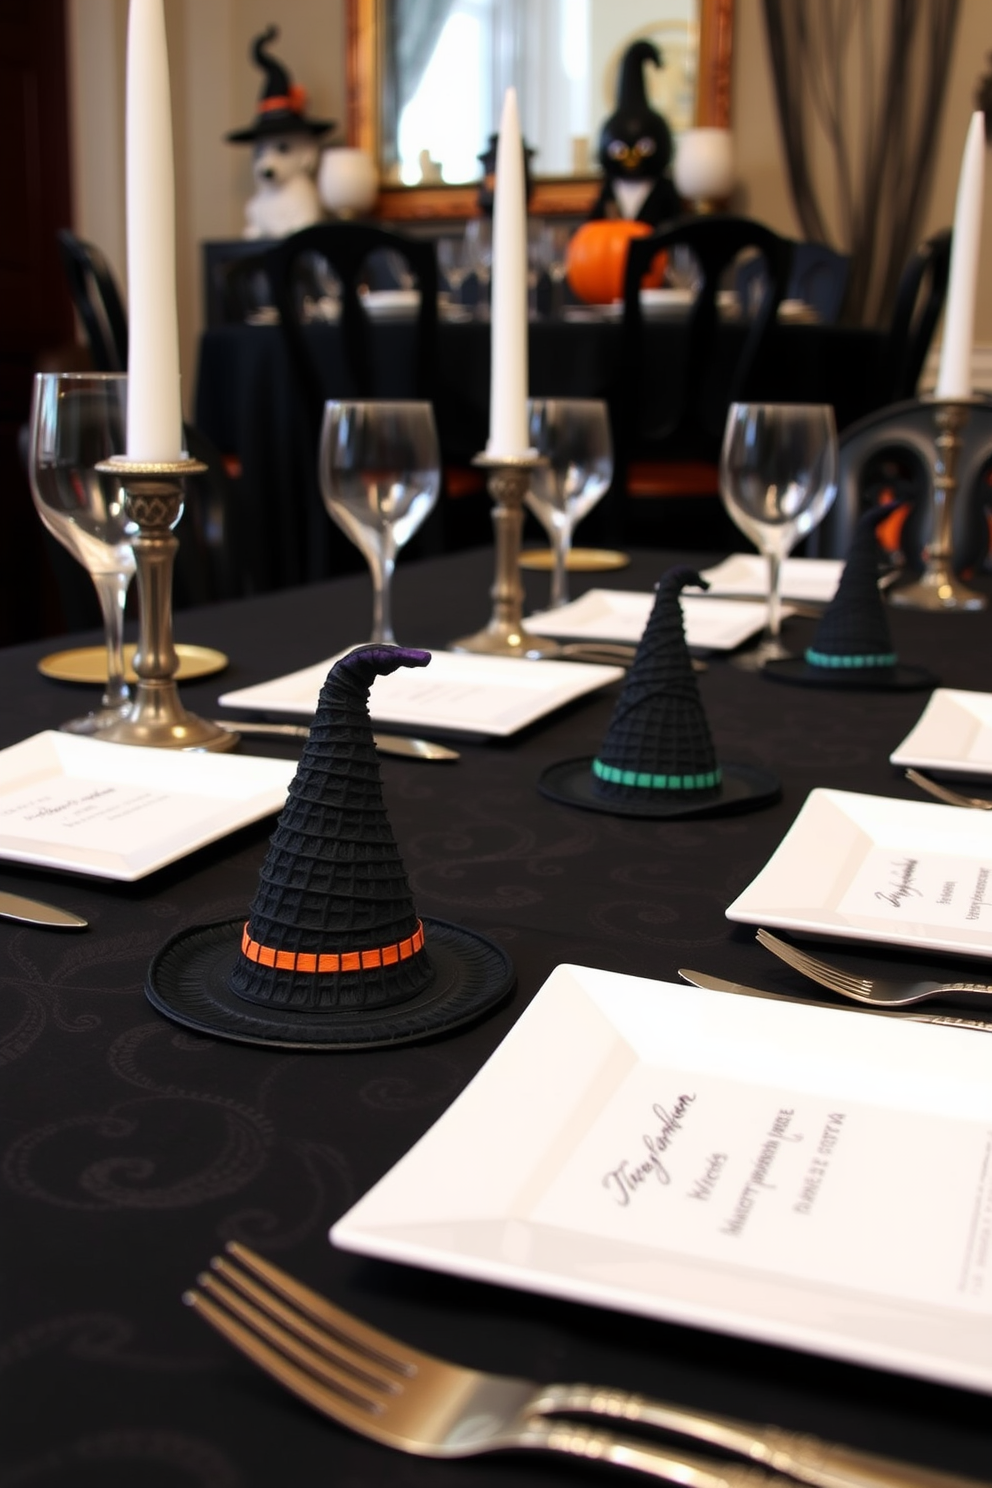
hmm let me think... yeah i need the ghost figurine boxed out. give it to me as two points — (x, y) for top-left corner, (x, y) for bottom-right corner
(589, 40), (679, 227)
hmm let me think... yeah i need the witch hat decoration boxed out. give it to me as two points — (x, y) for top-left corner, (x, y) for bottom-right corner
(146, 646), (513, 1050)
(539, 568), (780, 819)
(226, 26), (335, 143)
(763, 506), (936, 691)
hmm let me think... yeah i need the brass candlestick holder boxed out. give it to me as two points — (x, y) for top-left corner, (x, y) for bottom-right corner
(92, 456), (239, 751)
(889, 398), (987, 613)
(451, 452), (561, 657)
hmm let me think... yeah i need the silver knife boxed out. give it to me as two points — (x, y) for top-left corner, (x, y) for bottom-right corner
(0, 891), (87, 929)
(211, 720), (459, 761)
(679, 968), (992, 1032)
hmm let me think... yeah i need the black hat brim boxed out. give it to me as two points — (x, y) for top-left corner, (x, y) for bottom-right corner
(761, 658), (936, 691)
(226, 116), (335, 143)
(145, 916), (514, 1050)
(538, 758), (780, 819)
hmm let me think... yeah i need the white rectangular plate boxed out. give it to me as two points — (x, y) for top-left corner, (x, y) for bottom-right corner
(0, 732), (295, 880)
(527, 589), (777, 651)
(891, 689), (992, 778)
(333, 963), (992, 1394)
(700, 554), (842, 603)
(726, 786), (992, 956)
(219, 650), (622, 738)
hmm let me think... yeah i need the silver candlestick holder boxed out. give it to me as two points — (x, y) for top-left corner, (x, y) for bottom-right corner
(93, 456), (239, 751)
(888, 397), (987, 613)
(451, 452), (561, 657)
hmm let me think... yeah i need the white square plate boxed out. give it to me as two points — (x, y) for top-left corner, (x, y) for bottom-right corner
(0, 732), (295, 880)
(890, 689), (992, 778)
(219, 650), (622, 738)
(526, 589), (777, 651)
(726, 786), (992, 956)
(699, 554), (842, 603)
(333, 963), (992, 1393)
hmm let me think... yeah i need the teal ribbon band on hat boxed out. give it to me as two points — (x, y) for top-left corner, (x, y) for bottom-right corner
(592, 758), (722, 791)
(805, 647), (897, 670)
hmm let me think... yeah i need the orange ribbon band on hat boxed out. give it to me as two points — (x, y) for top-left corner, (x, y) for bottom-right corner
(241, 920), (425, 974)
(258, 83), (308, 115)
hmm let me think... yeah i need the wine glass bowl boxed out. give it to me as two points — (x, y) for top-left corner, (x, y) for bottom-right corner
(319, 401), (440, 644)
(525, 399), (613, 609)
(28, 372), (137, 733)
(719, 402), (838, 667)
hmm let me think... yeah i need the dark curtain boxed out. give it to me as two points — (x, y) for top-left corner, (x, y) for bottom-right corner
(382, 0), (456, 174)
(762, 0), (960, 326)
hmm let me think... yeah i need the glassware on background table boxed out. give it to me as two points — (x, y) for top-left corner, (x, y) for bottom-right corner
(28, 372), (136, 734)
(319, 401), (440, 644)
(464, 217), (492, 319)
(719, 402), (838, 669)
(539, 222), (573, 318)
(437, 235), (470, 310)
(525, 399), (614, 609)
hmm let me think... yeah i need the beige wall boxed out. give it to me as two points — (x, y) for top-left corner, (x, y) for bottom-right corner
(67, 0), (992, 417)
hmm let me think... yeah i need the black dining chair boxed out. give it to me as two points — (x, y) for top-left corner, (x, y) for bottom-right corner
(55, 229), (243, 606)
(806, 395), (992, 574)
(875, 228), (952, 405)
(735, 239), (851, 324)
(615, 214), (793, 546)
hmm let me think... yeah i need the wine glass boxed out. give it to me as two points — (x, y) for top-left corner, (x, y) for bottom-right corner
(525, 399), (614, 609)
(464, 217), (492, 319)
(28, 372), (137, 733)
(437, 235), (470, 310)
(719, 402), (838, 668)
(319, 401), (440, 644)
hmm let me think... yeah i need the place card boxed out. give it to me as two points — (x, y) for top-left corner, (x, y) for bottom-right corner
(527, 589), (779, 651)
(699, 554), (842, 603)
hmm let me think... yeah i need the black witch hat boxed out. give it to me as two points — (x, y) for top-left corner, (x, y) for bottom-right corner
(226, 26), (335, 143)
(763, 506), (936, 691)
(476, 133), (537, 216)
(146, 646), (513, 1049)
(598, 40), (673, 181)
(539, 568), (779, 819)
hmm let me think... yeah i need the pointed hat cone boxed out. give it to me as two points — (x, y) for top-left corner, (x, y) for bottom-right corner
(617, 39), (662, 113)
(593, 567), (721, 800)
(229, 645), (434, 1012)
(805, 505), (899, 671)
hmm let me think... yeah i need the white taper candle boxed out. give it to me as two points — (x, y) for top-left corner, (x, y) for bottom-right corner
(486, 88), (531, 458)
(935, 110), (986, 400)
(125, 0), (183, 459)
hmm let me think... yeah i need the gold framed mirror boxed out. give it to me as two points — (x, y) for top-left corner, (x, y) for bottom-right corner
(346, 0), (734, 220)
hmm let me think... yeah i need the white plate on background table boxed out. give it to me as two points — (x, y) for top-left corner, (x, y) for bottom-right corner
(700, 554), (842, 604)
(639, 286), (694, 319)
(726, 787), (992, 957)
(0, 732), (295, 881)
(219, 650), (623, 739)
(890, 689), (992, 778)
(527, 588), (784, 652)
(333, 962), (992, 1394)
(359, 289), (420, 319)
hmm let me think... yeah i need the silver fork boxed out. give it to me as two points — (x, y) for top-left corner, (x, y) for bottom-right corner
(185, 1243), (985, 1488)
(756, 928), (992, 1008)
(905, 769), (992, 811)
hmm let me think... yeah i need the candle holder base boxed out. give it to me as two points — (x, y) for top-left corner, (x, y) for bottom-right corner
(451, 453), (562, 659)
(886, 399), (987, 614)
(93, 457), (240, 752)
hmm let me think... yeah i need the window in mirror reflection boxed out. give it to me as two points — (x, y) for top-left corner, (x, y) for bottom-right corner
(382, 0), (697, 187)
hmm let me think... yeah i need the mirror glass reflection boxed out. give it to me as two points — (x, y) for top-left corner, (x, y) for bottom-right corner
(381, 0), (698, 186)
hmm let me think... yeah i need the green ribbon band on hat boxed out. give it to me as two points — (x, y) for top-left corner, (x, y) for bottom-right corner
(592, 758), (722, 791)
(805, 648), (897, 670)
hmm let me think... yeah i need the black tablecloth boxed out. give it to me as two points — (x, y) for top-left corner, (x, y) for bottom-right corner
(4, 548), (991, 1486)
(195, 321), (885, 594)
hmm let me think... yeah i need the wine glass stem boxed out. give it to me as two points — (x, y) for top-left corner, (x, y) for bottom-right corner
(370, 537), (397, 645)
(766, 552), (783, 638)
(550, 520), (573, 609)
(93, 570), (131, 710)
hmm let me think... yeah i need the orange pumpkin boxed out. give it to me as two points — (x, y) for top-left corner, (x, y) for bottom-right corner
(565, 220), (667, 305)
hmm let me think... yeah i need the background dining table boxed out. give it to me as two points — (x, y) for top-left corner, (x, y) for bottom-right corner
(193, 317), (887, 594)
(4, 544), (992, 1487)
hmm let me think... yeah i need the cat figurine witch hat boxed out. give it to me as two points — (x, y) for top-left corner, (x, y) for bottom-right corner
(763, 505), (935, 691)
(539, 568), (780, 819)
(146, 646), (514, 1049)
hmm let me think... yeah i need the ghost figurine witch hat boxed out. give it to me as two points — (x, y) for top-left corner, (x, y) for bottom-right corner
(538, 568), (780, 819)
(146, 646), (514, 1050)
(763, 505), (936, 691)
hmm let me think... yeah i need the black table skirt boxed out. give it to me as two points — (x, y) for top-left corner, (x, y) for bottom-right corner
(3, 548), (991, 1486)
(195, 320), (885, 594)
